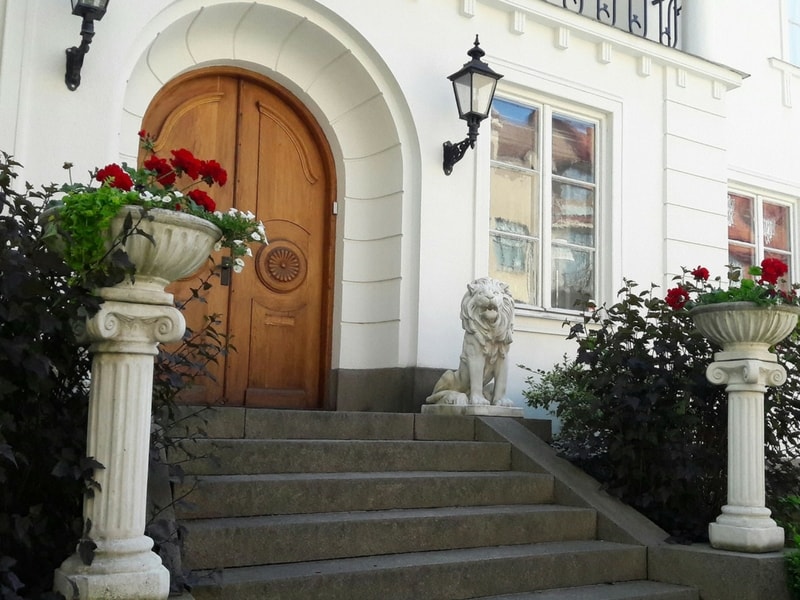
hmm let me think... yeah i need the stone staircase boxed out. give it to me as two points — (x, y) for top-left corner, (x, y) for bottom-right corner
(172, 409), (698, 599)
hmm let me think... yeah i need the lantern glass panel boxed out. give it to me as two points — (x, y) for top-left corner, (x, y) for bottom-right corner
(452, 74), (472, 119)
(471, 72), (498, 117)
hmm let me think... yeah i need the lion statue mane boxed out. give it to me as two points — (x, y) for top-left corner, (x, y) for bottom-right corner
(426, 277), (514, 407)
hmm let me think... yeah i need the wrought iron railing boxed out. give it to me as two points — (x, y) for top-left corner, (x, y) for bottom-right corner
(554, 0), (682, 48)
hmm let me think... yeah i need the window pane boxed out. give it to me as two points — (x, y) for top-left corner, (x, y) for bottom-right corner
(728, 193), (754, 244)
(763, 202), (790, 251)
(490, 166), (539, 234)
(729, 243), (755, 272)
(791, 32), (800, 66)
(491, 99), (538, 169)
(552, 114), (595, 182)
(552, 182), (595, 247)
(551, 246), (594, 310)
(490, 234), (538, 305)
(791, 0), (800, 20)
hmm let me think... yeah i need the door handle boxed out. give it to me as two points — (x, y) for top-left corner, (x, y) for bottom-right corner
(220, 256), (232, 286)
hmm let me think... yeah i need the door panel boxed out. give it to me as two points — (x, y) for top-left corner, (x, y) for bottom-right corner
(230, 82), (330, 408)
(141, 70), (335, 409)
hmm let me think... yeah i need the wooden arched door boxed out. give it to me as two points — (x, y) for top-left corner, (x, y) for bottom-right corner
(142, 69), (336, 409)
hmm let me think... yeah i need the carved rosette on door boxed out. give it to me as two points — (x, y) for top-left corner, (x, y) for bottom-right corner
(257, 238), (308, 293)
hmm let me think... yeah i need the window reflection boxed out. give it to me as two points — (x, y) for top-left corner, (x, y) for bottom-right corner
(491, 99), (538, 169)
(490, 98), (598, 310)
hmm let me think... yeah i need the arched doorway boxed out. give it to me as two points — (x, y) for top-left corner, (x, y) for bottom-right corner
(142, 68), (336, 409)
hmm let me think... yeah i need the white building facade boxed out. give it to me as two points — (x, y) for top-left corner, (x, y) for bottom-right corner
(1, 0), (798, 414)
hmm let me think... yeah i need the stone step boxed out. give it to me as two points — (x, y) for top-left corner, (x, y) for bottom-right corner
(190, 541), (647, 600)
(182, 504), (597, 569)
(175, 438), (512, 475)
(472, 581), (698, 599)
(175, 470), (555, 519)
(169, 406), (483, 440)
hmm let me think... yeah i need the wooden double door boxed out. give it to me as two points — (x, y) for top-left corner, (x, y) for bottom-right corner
(142, 69), (336, 409)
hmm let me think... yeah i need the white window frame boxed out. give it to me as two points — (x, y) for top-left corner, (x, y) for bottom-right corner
(727, 187), (797, 279)
(488, 92), (607, 314)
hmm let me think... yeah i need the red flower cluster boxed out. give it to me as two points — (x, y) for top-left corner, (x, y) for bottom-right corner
(690, 266), (709, 281)
(760, 257), (788, 285)
(665, 257), (797, 310)
(665, 286), (691, 310)
(93, 130), (228, 214)
(95, 164), (133, 191)
(200, 159), (227, 187)
(143, 155), (176, 187)
(187, 189), (216, 212)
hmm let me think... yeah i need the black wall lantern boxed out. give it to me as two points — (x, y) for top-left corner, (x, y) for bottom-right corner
(442, 36), (503, 175)
(65, 0), (111, 91)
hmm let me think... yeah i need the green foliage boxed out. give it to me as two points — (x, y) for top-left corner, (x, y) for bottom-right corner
(0, 153), (97, 599)
(43, 186), (139, 281)
(521, 356), (597, 436)
(777, 496), (800, 599)
(523, 278), (800, 542)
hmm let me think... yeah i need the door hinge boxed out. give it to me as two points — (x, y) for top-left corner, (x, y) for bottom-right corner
(332, 201), (338, 215)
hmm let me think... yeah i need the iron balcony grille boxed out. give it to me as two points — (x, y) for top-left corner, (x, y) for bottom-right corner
(552, 0), (682, 48)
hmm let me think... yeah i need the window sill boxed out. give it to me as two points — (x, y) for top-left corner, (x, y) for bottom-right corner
(513, 304), (591, 335)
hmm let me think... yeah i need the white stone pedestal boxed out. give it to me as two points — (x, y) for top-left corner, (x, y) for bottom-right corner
(54, 298), (182, 599)
(705, 357), (786, 553)
(421, 403), (524, 417)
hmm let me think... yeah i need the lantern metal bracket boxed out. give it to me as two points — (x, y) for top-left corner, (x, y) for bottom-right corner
(65, 1), (110, 91)
(442, 119), (480, 175)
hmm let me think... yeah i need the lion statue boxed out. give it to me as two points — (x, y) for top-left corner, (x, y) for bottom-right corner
(426, 277), (514, 407)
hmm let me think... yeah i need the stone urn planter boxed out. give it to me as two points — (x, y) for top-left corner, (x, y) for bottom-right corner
(94, 205), (222, 304)
(690, 301), (800, 553)
(54, 206), (221, 600)
(690, 301), (800, 359)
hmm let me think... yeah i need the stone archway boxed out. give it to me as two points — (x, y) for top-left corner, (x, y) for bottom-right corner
(119, 1), (421, 395)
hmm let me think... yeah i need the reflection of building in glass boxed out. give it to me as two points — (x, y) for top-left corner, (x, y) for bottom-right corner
(728, 192), (793, 280)
(490, 97), (598, 310)
(492, 218), (530, 272)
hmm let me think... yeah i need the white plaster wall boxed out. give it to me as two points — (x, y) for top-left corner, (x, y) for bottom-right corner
(0, 0), (757, 411)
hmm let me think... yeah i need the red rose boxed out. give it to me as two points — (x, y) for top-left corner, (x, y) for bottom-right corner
(95, 164), (133, 191)
(691, 266), (710, 281)
(144, 155), (176, 187)
(665, 286), (690, 310)
(187, 189), (216, 212)
(760, 258), (788, 285)
(138, 129), (148, 140)
(170, 148), (202, 180)
(200, 159), (227, 186)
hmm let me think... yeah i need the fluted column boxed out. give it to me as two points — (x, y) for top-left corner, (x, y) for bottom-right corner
(705, 358), (786, 553)
(53, 297), (182, 599)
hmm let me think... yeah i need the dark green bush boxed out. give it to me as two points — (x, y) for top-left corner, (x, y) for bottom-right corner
(524, 279), (800, 542)
(777, 496), (800, 599)
(0, 154), (96, 598)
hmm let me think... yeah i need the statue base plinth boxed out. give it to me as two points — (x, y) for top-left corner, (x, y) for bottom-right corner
(421, 404), (523, 417)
